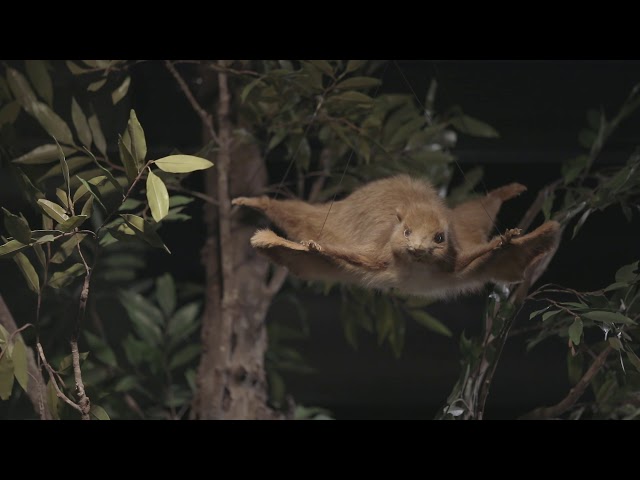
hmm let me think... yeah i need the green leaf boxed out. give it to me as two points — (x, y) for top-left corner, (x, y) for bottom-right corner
(6, 67), (37, 111)
(30, 102), (74, 145)
(83, 147), (123, 196)
(529, 306), (550, 320)
(329, 91), (374, 104)
(37, 199), (68, 224)
(114, 375), (138, 393)
(37, 155), (93, 184)
(112, 76), (131, 105)
(87, 114), (107, 157)
(562, 155), (589, 185)
(168, 196), (194, 208)
(58, 351), (89, 371)
(0, 324), (8, 343)
(119, 198), (144, 211)
(240, 76), (264, 103)
(48, 263), (85, 289)
(626, 350), (640, 372)
(0, 100), (21, 127)
(401, 296), (435, 309)
(120, 214), (171, 253)
(583, 311), (634, 325)
(14, 252), (40, 293)
(12, 337), (28, 392)
(73, 175), (107, 203)
(12, 144), (76, 165)
(118, 134), (138, 184)
(450, 114), (499, 138)
(615, 261), (638, 283)
(50, 235), (85, 264)
(0, 352), (15, 400)
(46, 379), (60, 419)
(71, 97), (92, 148)
(58, 215), (88, 232)
(308, 60), (334, 77)
(87, 78), (107, 92)
(169, 345), (201, 370)
(568, 318), (583, 346)
(608, 337), (622, 351)
(336, 76), (381, 90)
(267, 130), (288, 152)
(55, 188), (69, 209)
(118, 290), (164, 346)
(156, 273), (176, 316)
(52, 137), (71, 201)
(410, 310), (452, 337)
(76, 176), (107, 212)
(2, 208), (31, 244)
(146, 170), (169, 222)
(542, 310), (561, 322)
(84, 331), (118, 368)
(25, 60), (53, 106)
(66, 60), (91, 75)
(604, 282), (629, 292)
(127, 110), (147, 167)
(154, 155), (214, 173)
(375, 299), (394, 345)
(167, 302), (201, 348)
(572, 208), (592, 239)
(33, 243), (46, 268)
(345, 60), (367, 74)
(90, 405), (110, 420)
(0, 239), (29, 259)
(80, 196), (94, 217)
(561, 302), (589, 310)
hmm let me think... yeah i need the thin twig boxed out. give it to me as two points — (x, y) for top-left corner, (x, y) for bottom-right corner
(520, 346), (613, 419)
(36, 342), (83, 415)
(70, 340), (90, 420)
(165, 60), (219, 144)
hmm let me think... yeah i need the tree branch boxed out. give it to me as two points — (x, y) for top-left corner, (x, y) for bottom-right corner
(70, 340), (90, 420)
(520, 346), (613, 420)
(0, 295), (51, 419)
(165, 60), (219, 145)
(36, 342), (83, 416)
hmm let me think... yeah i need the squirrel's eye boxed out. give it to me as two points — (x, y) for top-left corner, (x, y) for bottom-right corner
(404, 228), (411, 238)
(434, 232), (445, 244)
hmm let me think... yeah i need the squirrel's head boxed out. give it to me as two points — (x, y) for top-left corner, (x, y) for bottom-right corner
(391, 204), (454, 268)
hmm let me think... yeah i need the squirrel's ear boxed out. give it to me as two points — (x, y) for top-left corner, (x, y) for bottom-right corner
(395, 208), (403, 223)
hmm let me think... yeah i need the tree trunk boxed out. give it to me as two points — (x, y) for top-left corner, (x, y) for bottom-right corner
(192, 64), (285, 419)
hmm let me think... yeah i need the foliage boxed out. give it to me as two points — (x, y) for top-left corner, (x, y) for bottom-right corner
(439, 82), (640, 420)
(0, 60), (213, 419)
(3, 59), (637, 420)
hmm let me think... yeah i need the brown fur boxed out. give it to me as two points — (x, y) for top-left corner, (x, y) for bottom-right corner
(235, 175), (559, 298)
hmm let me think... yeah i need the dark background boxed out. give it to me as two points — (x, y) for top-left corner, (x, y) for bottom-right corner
(2, 60), (639, 419)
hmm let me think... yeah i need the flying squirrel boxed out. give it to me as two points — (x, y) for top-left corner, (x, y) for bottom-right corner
(232, 175), (560, 299)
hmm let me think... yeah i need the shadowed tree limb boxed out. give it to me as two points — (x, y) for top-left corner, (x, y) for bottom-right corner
(520, 346), (613, 420)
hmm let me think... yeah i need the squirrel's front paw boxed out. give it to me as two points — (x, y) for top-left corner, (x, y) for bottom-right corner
(300, 240), (323, 252)
(497, 228), (522, 248)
